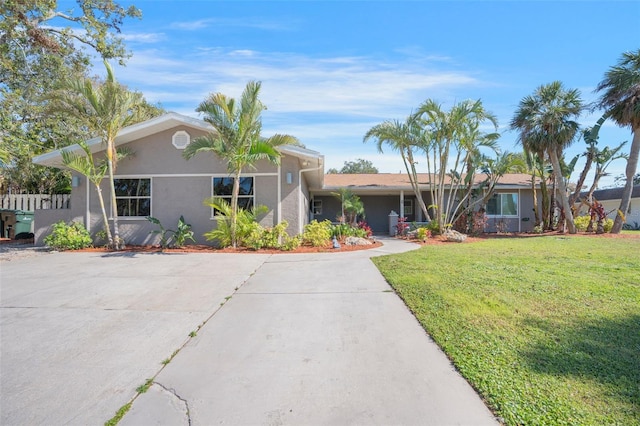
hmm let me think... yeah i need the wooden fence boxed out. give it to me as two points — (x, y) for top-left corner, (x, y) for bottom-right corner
(0, 194), (70, 210)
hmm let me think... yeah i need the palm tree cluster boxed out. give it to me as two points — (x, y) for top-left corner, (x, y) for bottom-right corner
(366, 49), (639, 235)
(365, 99), (523, 233)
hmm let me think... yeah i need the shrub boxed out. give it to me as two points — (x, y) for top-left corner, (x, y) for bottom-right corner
(415, 227), (431, 241)
(281, 235), (302, 251)
(574, 215), (590, 232)
(574, 215), (614, 233)
(147, 216), (196, 248)
(302, 220), (332, 247)
(44, 221), (92, 250)
(245, 221), (290, 250)
(603, 218), (614, 232)
(203, 197), (268, 247)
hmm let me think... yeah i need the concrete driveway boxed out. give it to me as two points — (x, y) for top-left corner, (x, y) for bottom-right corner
(1, 239), (497, 425)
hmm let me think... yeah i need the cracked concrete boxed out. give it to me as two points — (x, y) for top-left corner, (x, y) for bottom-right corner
(120, 238), (498, 425)
(2, 238), (497, 424)
(1, 251), (270, 425)
(120, 383), (190, 426)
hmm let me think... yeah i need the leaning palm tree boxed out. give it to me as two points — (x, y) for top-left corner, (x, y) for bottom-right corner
(511, 81), (583, 234)
(183, 81), (298, 248)
(595, 49), (640, 233)
(49, 60), (145, 249)
(364, 116), (432, 221)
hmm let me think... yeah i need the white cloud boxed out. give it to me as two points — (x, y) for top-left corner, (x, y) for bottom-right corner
(122, 32), (165, 43)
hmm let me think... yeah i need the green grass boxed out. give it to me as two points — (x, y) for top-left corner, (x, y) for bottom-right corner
(373, 235), (640, 425)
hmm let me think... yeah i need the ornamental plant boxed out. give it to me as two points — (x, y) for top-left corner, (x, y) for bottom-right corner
(302, 220), (332, 247)
(44, 221), (92, 250)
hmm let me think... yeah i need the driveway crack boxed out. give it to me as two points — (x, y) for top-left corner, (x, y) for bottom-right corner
(153, 382), (191, 426)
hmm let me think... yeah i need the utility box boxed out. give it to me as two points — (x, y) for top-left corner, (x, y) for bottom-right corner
(388, 210), (399, 236)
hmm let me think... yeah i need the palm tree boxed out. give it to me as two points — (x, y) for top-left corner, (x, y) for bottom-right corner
(183, 81), (298, 248)
(415, 99), (499, 232)
(60, 141), (111, 245)
(595, 49), (640, 233)
(511, 81), (583, 234)
(363, 116), (432, 221)
(50, 60), (145, 249)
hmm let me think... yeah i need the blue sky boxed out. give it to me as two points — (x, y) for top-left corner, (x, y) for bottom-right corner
(67, 1), (639, 186)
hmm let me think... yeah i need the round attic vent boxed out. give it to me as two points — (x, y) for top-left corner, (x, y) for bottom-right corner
(172, 130), (190, 149)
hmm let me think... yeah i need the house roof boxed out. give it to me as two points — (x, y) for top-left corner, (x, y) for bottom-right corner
(580, 185), (640, 201)
(316, 173), (537, 193)
(31, 113), (325, 188)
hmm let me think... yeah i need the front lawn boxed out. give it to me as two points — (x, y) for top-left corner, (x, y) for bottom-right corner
(373, 235), (640, 425)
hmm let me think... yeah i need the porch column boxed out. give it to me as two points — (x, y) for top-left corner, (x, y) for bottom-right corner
(400, 190), (405, 219)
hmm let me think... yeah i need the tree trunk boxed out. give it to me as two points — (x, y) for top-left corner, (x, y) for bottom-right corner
(105, 146), (124, 250)
(611, 129), (639, 233)
(531, 174), (540, 227)
(230, 170), (241, 248)
(95, 184), (113, 247)
(549, 149), (576, 234)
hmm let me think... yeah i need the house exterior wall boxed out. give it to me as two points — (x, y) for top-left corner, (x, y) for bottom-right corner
(360, 195), (402, 233)
(598, 198), (640, 228)
(280, 155), (301, 235)
(35, 126), (300, 246)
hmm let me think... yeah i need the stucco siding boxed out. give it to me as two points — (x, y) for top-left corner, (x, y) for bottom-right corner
(360, 196), (401, 233)
(280, 155), (301, 234)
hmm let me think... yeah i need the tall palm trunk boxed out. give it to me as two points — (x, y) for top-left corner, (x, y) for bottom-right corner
(612, 130), (639, 233)
(230, 170), (242, 248)
(106, 152), (124, 249)
(548, 149), (576, 234)
(530, 174), (540, 227)
(95, 184), (114, 247)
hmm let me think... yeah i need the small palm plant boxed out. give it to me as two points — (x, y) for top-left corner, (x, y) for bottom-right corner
(203, 197), (268, 248)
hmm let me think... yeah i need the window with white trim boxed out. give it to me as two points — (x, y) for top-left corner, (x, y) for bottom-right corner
(403, 198), (414, 216)
(114, 178), (151, 217)
(213, 177), (254, 210)
(486, 193), (518, 216)
(312, 199), (322, 215)
(172, 131), (190, 149)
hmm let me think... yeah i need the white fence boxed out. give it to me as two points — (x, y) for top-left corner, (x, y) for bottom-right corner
(0, 194), (70, 210)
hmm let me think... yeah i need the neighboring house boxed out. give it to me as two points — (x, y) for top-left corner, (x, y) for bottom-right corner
(33, 113), (542, 245)
(311, 174), (540, 234)
(32, 113), (324, 245)
(577, 185), (640, 228)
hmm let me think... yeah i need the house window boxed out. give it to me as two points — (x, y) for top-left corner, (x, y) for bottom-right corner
(172, 131), (190, 149)
(403, 198), (414, 216)
(213, 177), (254, 210)
(114, 178), (151, 217)
(312, 199), (322, 215)
(486, 193), (518, 216)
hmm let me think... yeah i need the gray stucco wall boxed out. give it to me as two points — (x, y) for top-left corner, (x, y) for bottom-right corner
(44, 126), (297, 246)
(280, 155), (301, 235)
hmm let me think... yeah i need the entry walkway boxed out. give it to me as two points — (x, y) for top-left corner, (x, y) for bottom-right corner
(122, 238), (497, 425)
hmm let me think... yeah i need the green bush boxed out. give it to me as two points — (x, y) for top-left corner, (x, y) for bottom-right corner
(603, 218), (614, 232)
(574, 215), (614, 233)
(203, 197), (268, 247)
(574, 215), (590, 231)
(281, 235), (302, 251)
(415, 227), (431, 241)
(44, 221), (92, 250)
(302, 220), (332, 247)
(245, 221), (291, 250)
